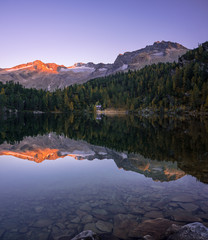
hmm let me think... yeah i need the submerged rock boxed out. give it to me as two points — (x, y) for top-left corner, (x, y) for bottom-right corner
(178, 203), (199, 212)
(95, 220), (113, 233)
(92, 209), (108, 215)
(71, 230), (100, 240)
(81, 214), (93, 224)
(84, 223), (103, 234)
(167, 210), (202, 222)
(144, 211), (164, 219)
(113, 214), (138, 239)
(143, 235), (155, 240)
(71, 217), (81, 224)
(165, 224), (182, 237)
(80, 203), (92, 212)
(128, 218), (173, 239)
(32, 218), (53, 227)
(55, 222), (66, 230)
(167, 222), (208, 240)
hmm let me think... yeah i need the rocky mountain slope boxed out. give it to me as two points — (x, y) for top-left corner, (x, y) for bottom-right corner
(0, 41), (187, 91)
(108, 41), (187, 73)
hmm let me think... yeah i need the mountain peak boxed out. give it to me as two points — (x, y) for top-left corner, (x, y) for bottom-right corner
(32, 60), (65, 72)
(152, 40), (187, 50)
(33, 60), (44, 64)
(4, 60), (66, 73)
(110, 40), (188, 74)
(154, 41), (161, 44)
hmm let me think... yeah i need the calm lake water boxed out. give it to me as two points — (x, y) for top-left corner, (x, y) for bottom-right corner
(0, 113), (208, 240)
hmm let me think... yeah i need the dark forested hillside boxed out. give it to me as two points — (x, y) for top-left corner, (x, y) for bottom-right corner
(0, 41), (207, 113)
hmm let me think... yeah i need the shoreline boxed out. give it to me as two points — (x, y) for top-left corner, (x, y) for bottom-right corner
(96, 109), (128, 115)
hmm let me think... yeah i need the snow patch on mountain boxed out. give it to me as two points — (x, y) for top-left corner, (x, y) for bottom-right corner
(117, 64), (128, 71)
(6, 65), (33, 72)
(67, 66), (95, 72)
(152, 52), (164, 56)
(99, 68), (107, 71)
(60, 68), (70, 72)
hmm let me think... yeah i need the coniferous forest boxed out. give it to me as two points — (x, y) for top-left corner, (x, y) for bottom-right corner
(0, 41), (208, 113)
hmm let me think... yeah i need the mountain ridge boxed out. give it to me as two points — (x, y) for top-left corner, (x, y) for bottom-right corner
(0, 41), (188, 91)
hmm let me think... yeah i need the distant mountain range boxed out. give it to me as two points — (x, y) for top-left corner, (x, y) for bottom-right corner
(0, 41), (187, 91)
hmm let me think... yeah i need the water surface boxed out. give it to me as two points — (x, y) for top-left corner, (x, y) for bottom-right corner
(0, 113), (207, 240)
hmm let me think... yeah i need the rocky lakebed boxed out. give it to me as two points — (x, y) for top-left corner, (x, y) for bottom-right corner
(0, 174), (208, 240)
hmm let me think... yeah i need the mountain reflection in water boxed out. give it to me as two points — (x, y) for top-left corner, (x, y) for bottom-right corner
(0, 113), (207, 183)
(0, 133), (185, 182)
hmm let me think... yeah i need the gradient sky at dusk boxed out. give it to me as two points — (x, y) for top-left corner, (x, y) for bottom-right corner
(1, 0), (208, 68)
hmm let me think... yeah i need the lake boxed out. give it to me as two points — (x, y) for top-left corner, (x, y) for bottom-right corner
(0, 113), (208, 240)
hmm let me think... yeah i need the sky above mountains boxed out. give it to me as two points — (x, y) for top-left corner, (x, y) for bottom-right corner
(1, 0), (208, 68)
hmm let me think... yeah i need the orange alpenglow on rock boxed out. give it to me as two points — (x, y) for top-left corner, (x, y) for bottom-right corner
(0, 149), (84, 163)
(5, 60), (66, 73)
